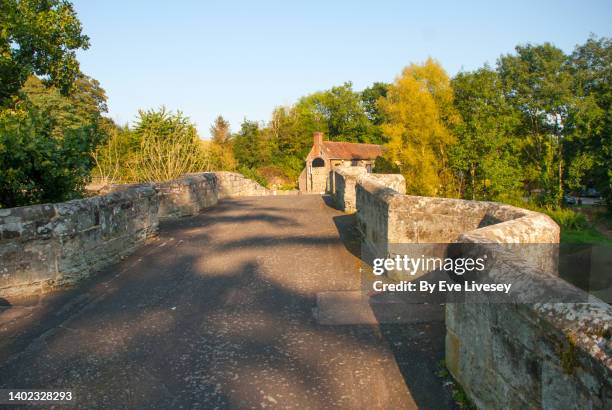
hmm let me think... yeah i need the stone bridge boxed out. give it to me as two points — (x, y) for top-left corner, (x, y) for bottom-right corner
(0, 172), (610, 409)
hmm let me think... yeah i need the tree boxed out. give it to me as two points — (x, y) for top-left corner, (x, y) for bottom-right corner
(498, 43), (575, 206)
(204, 140), (236, 171)
(91, 121), (135, 185)
(21, 74), (107, 138)
(207, 115), (235, 171)
(450, 67), (523, 201)
(379, 58), (459, 196)
(0, 1), (104, 207)
(360, 82), (389, 145)
(361, 82), (389, 126)
(243, 81), (383, 184)
(0, 73), (108, 207)
(298, 82), (378, 143)
(0, 0), (90, 105)
(232, 119), (271, 169)
(566, 36), (611, 208)
(210, 115), (231, 145)
(0, 108), (106, 207)
(129, 107), (207, 182)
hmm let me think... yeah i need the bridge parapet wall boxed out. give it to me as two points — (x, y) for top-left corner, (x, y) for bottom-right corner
(0, 184), (159, 298)
(214, 172), (272, 199)
(157, 173), (219, 219)
(331, 168), (405, 214)
(0, 172), (269, 299)
(330, 167), (368, 212)
(447, 233), (612, 409)
(352, 173), (611, 409)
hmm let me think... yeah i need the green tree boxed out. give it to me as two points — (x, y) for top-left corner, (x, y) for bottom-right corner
(450, 67), (523, 201)
(266, 105), (315, 175)
(498, 43), (575, 206)
(249, 81), (382, 184)
(0, 107), (106, 207)
(566, 36), (611, 208)
(0, 73), (108, 207)
(232, 119), (271, 169)
(21, 74), (107, 137)
(0, 0), (89, 105)
(298, 82), (377, 143)
(0, 0), (103, 207)
(361, 82), (389, 126)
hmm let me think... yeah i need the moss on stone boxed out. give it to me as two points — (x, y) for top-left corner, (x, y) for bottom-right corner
(558, 334), (579, 375)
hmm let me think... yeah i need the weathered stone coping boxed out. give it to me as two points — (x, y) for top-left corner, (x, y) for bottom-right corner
(330, 167), (368, 212)
(356, 175), (559, 243)
(331, 168), (407, 213)
(0, 184), (157, 242)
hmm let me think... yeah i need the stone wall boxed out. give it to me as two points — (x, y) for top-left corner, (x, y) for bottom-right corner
(331, 167), (368, 212)
(214, 171), (272, 198)
(331, 169), (405, 213)
(157, 173), (218, 219)
(0, 185), (159, 298)
(309, 167), (328, 193)
(363, 174), (406, 195)
(350, 173), (612, 409)
(0, 172), (270, 299)
(445, 276), (612, 408)
(447, 224), (611, 409)
(354, 176), (400, 259)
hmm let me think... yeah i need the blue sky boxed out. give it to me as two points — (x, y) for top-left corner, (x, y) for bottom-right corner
(72, 0), (611, 138)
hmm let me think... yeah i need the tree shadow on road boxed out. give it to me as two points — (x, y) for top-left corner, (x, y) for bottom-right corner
(0, 195), (457, 409)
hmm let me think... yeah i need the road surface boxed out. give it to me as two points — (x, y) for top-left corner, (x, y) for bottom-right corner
(0, 195), (455, 409)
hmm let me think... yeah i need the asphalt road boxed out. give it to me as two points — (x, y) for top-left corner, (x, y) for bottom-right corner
(0, 195), (455, 409)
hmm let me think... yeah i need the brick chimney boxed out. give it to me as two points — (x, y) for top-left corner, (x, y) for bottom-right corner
(313, 132), (323, 147)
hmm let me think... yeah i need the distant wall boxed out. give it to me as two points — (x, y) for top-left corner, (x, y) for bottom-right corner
(327, 169), (406, 203)
(363, 174), (406, 195)
(0, 172), (270, 299)
(349, 173), (611, 409)
(310, 167), (328, 193)
(331, 167), (368, 212)
(156, 173), (218, 219)
(214, 171), (272, 199)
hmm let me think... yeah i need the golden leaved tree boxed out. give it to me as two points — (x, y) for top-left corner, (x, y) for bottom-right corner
(379, 58), (460, 197)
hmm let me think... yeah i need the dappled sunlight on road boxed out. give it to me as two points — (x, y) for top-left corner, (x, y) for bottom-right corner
(0, 196), (454, 409)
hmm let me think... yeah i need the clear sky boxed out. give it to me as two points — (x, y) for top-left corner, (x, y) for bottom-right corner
(72, 0), (611, 138)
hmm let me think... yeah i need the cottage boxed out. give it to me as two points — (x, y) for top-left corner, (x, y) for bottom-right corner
(298, 132), (384, 193)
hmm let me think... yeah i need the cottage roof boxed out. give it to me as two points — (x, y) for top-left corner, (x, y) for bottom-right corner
(320, 141), (383, 160)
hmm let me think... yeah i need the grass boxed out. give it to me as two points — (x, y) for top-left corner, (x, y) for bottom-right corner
(548, 207), (612, 244)
(501, 203), (611, 244)
(560, 226), (612, 244)
(527, 205), (612, 245)
(435, 360), (476, 410)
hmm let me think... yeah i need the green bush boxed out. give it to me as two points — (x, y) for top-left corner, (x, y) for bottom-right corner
(238, 166), (268, 187)
(544, 208), (589, 230)
(128, 108), (207, 182)
(0, 108), (105, 208)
